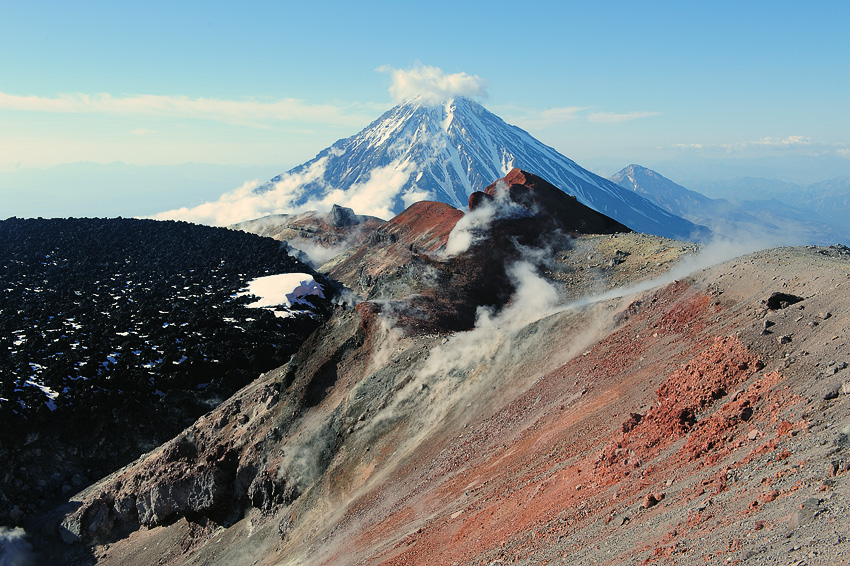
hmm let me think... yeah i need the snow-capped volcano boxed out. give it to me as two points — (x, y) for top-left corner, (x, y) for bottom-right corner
(256, 97), (706, 240)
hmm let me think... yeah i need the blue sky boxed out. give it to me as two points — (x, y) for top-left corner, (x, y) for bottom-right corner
(1, 0), (848, 217)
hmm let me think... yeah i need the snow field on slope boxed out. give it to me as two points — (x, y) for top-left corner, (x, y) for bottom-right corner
(238, 273), (325, 310)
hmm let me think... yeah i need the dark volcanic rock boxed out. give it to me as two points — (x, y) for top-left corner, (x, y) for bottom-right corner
(55, 305), (369, 547)
(252, 97), (705, 240)
(622, 412), (643, 433)
(765, 292), (805, 310)
(0, 217), (332, 528)
(330, 204), (364, 227)
(327, 200), (464, 299)
(41, 238), (850, 566)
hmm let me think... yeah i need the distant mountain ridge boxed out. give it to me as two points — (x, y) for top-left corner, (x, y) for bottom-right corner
(610, 165), (850, 244)
(255, 97), (707, 241)
(685, 176), (850, 232)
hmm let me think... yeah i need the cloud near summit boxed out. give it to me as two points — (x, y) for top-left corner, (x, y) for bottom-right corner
(379, 64), (489, 105)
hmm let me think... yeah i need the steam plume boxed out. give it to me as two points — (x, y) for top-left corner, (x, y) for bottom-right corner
(0, 527), (34, 566)
(152, 157), (417, 226)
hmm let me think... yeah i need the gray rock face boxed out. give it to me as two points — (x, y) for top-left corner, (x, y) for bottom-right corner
(331, 204), (363, 228)
(789, 497), (821, 531)
(247, 472), (296, 510)
(86, 501), (112, 536)
(59, 439), (240, 544)
(49, 243), (850, 566)
(59, 497), (115, 544)
(135, 483), (183, 527)
(58, 515), (82, 545)
(112, 494), (137, 523)
(135, 468), (231, 527)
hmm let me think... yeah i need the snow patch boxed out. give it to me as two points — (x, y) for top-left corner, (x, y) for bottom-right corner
(24, 379), (59, 411)
(238, 273), (325, 309)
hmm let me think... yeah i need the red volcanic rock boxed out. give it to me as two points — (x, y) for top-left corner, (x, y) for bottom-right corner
(383, 201), (465, 254)
(596, 336), (765, 480)
(470, 168), (632, 235)
(327, 201), (463, 296)
(642, 493), (665, 508)
(328, 201), (503, 332)
(332, 171), (634, 334)
(50, 246), (850, 566)
(622, 412), (643, 433)
(355, 301), (384, 333)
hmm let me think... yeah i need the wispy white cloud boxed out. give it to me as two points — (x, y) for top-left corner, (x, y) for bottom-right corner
(671, 136), (850, 155)
(150, 157), (331, 226)
(752, 135), (813, 146)
(495, 104), (590, 129)
(151, 156), (415, 226)
(671, 143), (704, 149)
(306, 159), (416, 219)
(497, 105), (658, 129)
(587, 110), (660, 124)
(0, 92), (373, 129)
(717, 135), (813, 151)
(541, 106), (589, 122)
(419, 260), (561, 380)
(378, 64), (488, 105)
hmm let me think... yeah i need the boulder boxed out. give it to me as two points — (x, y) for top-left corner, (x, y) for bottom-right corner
(331, 204), (364, 228)
(765, 292), (804, 310)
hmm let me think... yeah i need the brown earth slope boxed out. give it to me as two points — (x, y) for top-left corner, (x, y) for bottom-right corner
(31, 175), (850, 565)
(43, 242), (850, 566)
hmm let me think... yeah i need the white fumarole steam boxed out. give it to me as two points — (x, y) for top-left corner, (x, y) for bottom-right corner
(419, 260), (559, 380)
(443, 179), (536, 257)
(151, 155), (419, 226)
(0, 526), (35, 566)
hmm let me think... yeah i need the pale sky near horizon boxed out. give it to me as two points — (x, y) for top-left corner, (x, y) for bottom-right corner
(1, 0), (849, 217)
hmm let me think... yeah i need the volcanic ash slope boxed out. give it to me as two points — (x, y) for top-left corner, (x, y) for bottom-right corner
(48, 179), (850, 565)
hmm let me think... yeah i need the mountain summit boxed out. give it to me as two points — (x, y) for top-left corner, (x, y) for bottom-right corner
(256, 97), (706, 240)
